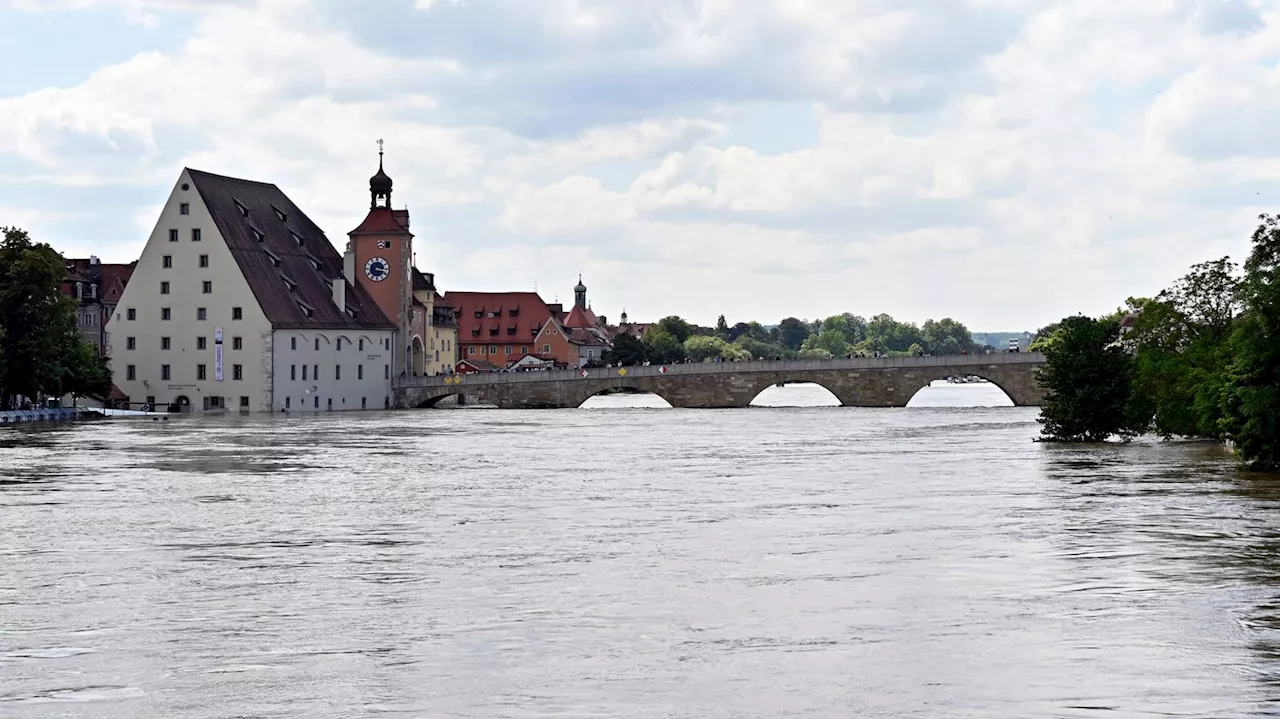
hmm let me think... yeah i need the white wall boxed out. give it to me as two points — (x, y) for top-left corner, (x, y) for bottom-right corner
(109, 170), (274, 412)
(270, 329), (394, 412)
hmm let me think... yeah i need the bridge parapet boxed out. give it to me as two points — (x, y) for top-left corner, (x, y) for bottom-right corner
(393, 352), (1047, 409)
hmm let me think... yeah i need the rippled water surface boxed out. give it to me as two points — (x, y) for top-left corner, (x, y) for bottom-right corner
(4, 383), (1280, 718)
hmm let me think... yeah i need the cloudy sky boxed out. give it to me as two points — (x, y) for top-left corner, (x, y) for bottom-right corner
(1, 0), (1276, 331)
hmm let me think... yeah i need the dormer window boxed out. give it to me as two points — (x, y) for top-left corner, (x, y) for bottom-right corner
(509, 308), (519, 317)
(265, 250), (281, 267)
(234, 200), (249, 217)
(250, 227), (266, 243)
(346, 308), (357, 319)
(271, 205), (287, 222)
(307, 256), (321, 271)
(487, 311), (498, 318)
(290, 231), (304, 246)
(474, 310), (483, 318)
(297, 301), (314, 317)
(281, 275), (297, 292)
(471, 329), (480, 337)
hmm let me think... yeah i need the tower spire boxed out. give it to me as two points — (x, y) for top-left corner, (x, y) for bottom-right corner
(369, 138), (393, 209)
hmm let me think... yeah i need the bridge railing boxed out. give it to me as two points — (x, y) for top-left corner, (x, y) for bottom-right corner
(395, 352), (1045, 389)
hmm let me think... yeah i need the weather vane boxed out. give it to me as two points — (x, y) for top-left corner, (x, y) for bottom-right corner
(377, 138), (384, 154)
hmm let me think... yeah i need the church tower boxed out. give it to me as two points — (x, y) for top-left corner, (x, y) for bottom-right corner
(574, 274), (587, 310)
(348, 140), (414, 376)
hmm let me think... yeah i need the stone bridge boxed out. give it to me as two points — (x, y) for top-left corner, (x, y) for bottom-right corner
(394, 352), (1046, 409)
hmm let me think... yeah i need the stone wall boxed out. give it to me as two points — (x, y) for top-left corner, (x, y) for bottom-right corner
(396, 355), (1046, 409)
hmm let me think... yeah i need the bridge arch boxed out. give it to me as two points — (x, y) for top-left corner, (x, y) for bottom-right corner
(748, 379), (842, 407)
(577, 385), (674, 409)
(905, 376), (1015, 407)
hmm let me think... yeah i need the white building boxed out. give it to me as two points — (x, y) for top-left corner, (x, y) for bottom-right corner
(109, 168), (397, 413)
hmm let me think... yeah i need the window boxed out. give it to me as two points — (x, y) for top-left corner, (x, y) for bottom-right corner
(489, 345), (497, 355)
(315, 338), (320, 351)
(302, 365), (308, 381)
(361, 397), (367, 409)
(197, 308), (207, 321)
(169, 229), (178, 242)
(290, 231), (304, 246)
(232, 307), (242, 320)
(232, 337), (242, 350)
(197, 336), (207, 350)
(127, 308), (136, 321)
(234, 200), (249, 217)
(180, 202), (190, 215)
(191, 228), (201, 242)
(335, 365), (341, 380)
(272, 206), (287, 222)
(286, 396), (291, 409)
(126, 337), (136, 350)
(161, 308), (171, 321)
(291, 365), (297, 381)
(240, 396), (250, 408)
(385, 339), (390, 350)
(291, 337), (297, 350)
(197, 364), (207, 380)
(126, 365), (136, 381)
(468, 346), (476, 356)
(521, 346), (528, 354)
(543, 344), (551, 353)
(202, 281), (212, 294)
(327, 398), (332, 410)
(314, 396), (320, 409)
(233, 364), (242, 381)
(160, 281), (170, 294)
(358, 339), (364, 351)
(252, 228), (267, 243)
(161, 337), (171, 350)
(313, 364), (318, 380)
(199, 254), (209, 268)
(161, 364), (171, 380)
(336, 338), (342, 351)
(146, 395), (155, 406)
(384, 364), (389, 379)
(162, 255), (172, 268)
(357, 365), (363, 380)
(265, 250), (280, 266)
(505, 345), (512, 355)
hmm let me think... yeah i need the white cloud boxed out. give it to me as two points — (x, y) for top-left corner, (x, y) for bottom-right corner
(3, 0), (1280, 330)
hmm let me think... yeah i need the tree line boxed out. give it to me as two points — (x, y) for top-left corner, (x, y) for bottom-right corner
(1036, 214), (1280, 471)
(0, 227), (112, 409)
(603, 312), (984, 366)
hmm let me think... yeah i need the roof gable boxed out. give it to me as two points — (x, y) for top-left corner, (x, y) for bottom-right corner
(444, 291), (554, 343)
(186, 169), (393, 331)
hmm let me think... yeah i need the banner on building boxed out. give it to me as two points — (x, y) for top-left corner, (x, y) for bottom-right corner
(214, 327), (224, 381)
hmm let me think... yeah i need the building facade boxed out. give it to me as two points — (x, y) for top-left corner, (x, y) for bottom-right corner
(109, 166), (405, 412)
(61, 257), (135, 355)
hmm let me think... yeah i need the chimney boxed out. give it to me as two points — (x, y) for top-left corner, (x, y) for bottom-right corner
(332, 278), (346, 314)
(343, 247), (355, 283)
(89, 255), (100, 265)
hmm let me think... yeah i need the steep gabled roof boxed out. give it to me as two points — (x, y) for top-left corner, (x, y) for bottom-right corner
(443, 291), (555, 343)
(187, 169), (393, 331)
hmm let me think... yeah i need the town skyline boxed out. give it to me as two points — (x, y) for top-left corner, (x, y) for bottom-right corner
(4, 1), (1277, 330)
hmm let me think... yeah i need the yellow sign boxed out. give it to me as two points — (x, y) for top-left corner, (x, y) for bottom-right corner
(444, 375), (463, 385)
(617, 368), (628, 376)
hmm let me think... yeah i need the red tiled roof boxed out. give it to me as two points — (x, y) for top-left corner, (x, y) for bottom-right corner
(443, 291), (555, 344)
(563, 304), (594, 328)
(350, 207), (411, 236)
(188, 169), (394, 331)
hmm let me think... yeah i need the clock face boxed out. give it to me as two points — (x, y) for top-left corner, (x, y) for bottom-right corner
(365, 257), (390, 282)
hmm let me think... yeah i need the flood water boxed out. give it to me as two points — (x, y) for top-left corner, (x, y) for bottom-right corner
(3, 382), (1280, 718)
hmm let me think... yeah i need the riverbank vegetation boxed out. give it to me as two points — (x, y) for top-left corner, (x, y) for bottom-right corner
(604, 313), (983, 366)
(1037, 214), (1280, 470)
(0, 227), (111, 409)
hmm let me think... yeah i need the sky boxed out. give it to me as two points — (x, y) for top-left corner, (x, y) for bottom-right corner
(2, 0), (1279, 332)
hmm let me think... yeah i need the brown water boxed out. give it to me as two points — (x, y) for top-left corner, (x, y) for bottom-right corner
(3, 384), (1280, 718)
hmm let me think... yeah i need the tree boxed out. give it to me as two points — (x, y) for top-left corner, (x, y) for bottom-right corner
(655, 316), (695, 344)
(802, 329), (849, 357)
(603, 332), (649, 366)
(1038, 315), (1140, 442)
(1222, 215), (1280, 470)
(715, 314), (730, 339)
(0, 227), (111, 408)
(642, 325), (686, 363)
(921, 318), (976, 355)
(777, 317), (809, 350)
(683, 335), (748, 362)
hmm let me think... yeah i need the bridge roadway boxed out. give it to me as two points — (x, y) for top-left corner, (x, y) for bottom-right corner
(394, 351), (1047, 409)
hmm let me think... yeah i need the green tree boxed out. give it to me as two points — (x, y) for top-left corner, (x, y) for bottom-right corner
(802, 329), (849, 357)
(642, 325), (686, 363)
(0, 227), (110, 407)
(714, 314), (730, 339)
(1038, 315), (1139, 442)
(603, 332), (649, 366)
(1222, 215), (1280, 470)
(655, 316), (695, 344)
(921, 318), (976, 355)
(777, 317), (809, 350)
(684, 335), (749, 362)
(735, 335), (791, 360)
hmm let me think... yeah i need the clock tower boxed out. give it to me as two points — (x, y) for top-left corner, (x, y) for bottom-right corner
(347, 140), (415, 376)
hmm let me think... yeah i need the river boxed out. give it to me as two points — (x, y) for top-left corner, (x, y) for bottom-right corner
(2, 382), (1279, 717)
